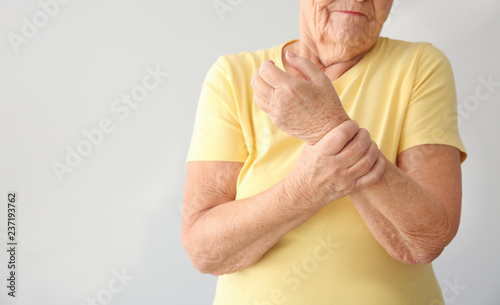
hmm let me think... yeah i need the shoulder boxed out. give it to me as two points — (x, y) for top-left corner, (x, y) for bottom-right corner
(365, 37), (453, 88)
(376, 37), (451, 68)
(212, 42), (290, 77)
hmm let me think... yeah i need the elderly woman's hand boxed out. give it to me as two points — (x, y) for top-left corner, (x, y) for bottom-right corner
(251, 50), (349, 145)
(284, 120), (386, 208)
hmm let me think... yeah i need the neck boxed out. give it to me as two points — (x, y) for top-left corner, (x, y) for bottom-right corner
(283, 40), (369, 82)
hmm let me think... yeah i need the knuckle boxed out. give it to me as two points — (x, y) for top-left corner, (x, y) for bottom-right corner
(260, 62), (272, 77)
(281, 87), (292, 98)
(366, 147), (378, 166)
(365, 163), (385, 187)
(334, 129), (350, 146)
(358, 158), (373, 175)
(343, 119), (357, 131)
(359, 128), (370, 138)
(367, 171), (382, 186)
(357, 175), (373, 190)
(282, 84), (296, 98)
(365, 176), (377, 187)
(346, 123), (360, 138)
(259, 64), (267, 75)
(354, 139), (368, 154)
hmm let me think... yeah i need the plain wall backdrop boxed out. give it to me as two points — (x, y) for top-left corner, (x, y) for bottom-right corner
(0, 0), (499, 304)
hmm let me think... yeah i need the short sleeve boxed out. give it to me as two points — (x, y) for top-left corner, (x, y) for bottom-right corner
(398, 44), (467, 162)
(186, 56), (248, 163)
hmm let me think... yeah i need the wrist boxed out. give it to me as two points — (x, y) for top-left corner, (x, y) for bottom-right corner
(308, 113), (351, 146)
(280, 167), (328, 214)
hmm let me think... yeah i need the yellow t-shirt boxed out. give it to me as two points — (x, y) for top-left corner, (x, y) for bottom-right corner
(187, 37), (466, 305)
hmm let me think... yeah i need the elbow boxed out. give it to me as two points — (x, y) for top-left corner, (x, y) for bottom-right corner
(404, 249), (444, 265)
(189, 254), (232, 276)
(393, 237), (450, 265)
(185, 246), (224, 275)
(186, 247), (243, 276)
(181, 229), (225, 276)
(397, 219), (459, 265)
(182, 240), (248, 276)
(190, 257), (222, 276)
(182, 247), (218, 275)
(390, 247), (444, 265)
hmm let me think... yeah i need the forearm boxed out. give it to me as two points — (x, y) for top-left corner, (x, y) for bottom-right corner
(182, 121), (386, 274)
(183, 177), (322, 275)
(350, 156), (455, 264)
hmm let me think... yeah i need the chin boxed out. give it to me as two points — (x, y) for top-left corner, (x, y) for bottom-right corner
(329, 22), (380, 47)
(317, 30), (378, 62)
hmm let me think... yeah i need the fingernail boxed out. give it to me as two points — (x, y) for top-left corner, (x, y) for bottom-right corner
(287, 50), (297, 58)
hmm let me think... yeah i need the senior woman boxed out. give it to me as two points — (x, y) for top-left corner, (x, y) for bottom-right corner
(182, 0), (466, 304)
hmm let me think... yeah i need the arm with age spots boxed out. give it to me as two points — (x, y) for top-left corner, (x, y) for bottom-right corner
(252, 51), (462, 265)
(350, 145), (462, 264)
(181, 121), (385, 275)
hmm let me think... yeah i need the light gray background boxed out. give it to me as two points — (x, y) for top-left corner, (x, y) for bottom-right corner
(0, 0), (499, 304)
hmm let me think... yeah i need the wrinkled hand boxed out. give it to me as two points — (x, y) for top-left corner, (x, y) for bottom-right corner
(284, 120), (386, 208)
(251, 50), (349, 145)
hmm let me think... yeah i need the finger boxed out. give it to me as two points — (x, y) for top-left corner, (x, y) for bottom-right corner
(286, 50), (328, 84)
(258, 60), (296, 89)
(253, 94), (270, 113)
(336, 128), (372, 167)
(316, 120), (358, 155)
(353, 150), (386, 190)
(251, 68), (274, 102)
(346, 140), (379, 180)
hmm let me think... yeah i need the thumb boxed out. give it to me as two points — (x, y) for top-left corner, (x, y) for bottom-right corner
(286, 50), (327, 83)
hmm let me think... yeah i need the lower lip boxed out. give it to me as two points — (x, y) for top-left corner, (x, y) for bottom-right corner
(335, 11), (365, 17)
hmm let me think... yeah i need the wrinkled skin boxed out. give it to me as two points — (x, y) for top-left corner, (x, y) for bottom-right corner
(299, 0), (393, 66)
(252, 0), (394, 145)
